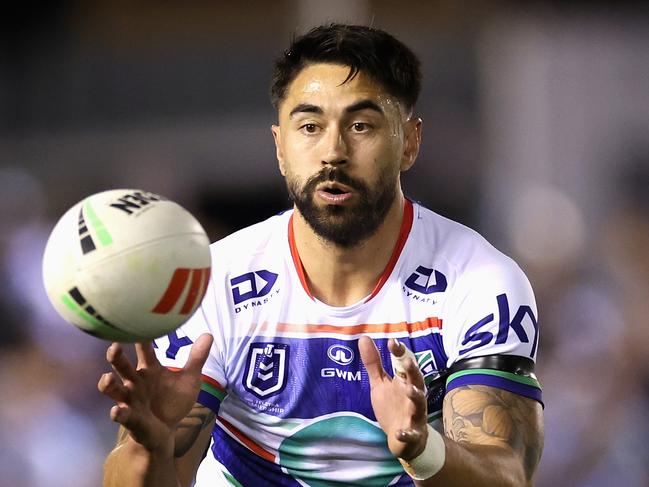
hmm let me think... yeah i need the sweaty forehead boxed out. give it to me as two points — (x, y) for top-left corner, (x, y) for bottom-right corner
(280, 63), (397, 116)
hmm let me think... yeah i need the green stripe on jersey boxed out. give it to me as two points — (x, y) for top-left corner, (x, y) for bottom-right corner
(201, 381), (227, 402)
(415, 350), (432, 367)
(446, 368), (541, 389)
(84, 200), (113, 246)
(223, 472), (244, 487)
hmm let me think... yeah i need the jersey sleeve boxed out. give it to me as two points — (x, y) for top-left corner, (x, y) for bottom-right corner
(153, 277), (228, 415)
(442, 257), (542, 404)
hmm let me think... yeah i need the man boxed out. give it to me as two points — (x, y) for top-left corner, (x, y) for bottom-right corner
(100, 24), (543, 486)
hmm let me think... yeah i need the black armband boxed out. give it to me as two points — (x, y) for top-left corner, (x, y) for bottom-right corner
(444, 354), (543, 405)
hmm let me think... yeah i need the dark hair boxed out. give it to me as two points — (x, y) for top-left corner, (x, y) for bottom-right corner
(270, 24), (422, 113)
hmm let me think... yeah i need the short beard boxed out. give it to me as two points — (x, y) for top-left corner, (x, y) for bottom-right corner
(286, 167), (397, 248)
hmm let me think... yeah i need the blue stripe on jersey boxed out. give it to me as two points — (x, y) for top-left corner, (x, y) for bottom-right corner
(446, 372), (543, 405)
(233, 335), (445, 420)
(430, 332), (448, 370)
(211, 425), (301, 487)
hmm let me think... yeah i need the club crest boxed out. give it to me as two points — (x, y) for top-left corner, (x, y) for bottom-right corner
(243, 342), (289, 399)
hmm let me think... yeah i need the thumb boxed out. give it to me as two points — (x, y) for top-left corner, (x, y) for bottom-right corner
(184, 333), (214, 376)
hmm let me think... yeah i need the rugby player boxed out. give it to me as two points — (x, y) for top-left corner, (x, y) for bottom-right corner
(99, 23), (544, 487)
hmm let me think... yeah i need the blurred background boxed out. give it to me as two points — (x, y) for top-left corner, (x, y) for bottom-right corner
(1, 1), (648, 486)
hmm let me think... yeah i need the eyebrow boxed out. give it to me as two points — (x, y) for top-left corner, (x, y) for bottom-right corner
(345, 99), (384, 115)
(288, 99), (385, 118)
(289, 104), (323, 118)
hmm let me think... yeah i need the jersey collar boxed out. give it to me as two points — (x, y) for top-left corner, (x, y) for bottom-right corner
(288, 199), (414, 304)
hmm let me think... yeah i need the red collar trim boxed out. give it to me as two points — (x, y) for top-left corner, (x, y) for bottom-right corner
(288, 199), (414, 303)
(288, 213), (314, 300)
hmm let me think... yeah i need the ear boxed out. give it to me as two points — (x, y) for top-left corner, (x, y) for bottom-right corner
(400, 117), (422, 172)
(271, 125), (286, 176)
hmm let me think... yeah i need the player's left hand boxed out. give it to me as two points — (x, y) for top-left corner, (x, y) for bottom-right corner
(359, 336), (428, 460)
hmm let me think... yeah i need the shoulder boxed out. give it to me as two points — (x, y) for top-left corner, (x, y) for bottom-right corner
(209, 208), (292, 267)
(412, 202), (526, 286)
(410, 203), (536, 341)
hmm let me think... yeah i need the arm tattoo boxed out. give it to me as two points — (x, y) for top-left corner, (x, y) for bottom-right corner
(174, 404), (216, 458)
(443, 385), (544, 480)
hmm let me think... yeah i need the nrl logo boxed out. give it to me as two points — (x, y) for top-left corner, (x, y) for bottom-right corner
(243, 342), (289, 399)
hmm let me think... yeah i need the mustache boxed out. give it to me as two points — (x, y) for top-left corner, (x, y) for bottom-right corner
(303, 167), (364, 192)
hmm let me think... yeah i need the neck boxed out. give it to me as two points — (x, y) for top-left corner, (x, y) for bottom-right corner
(291, 194), (407, 306)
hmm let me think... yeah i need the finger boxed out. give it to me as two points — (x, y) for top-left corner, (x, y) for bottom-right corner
(405, 382), (428, 423)
(405, 383), (426, 402)
(110, 406), (165, 451)
(401, 353), (426, 391)
(107, 343), (138, 383)
(110, 405), (146, 434)
(110, 404), (132, 425)
(134, 341), (159, 370)
(396, 427), (424, 445)
(389, 339), (416, 379)
(359, 336), (388, 384)
(388, 337), (405, 357)
(98, 372), (130, 403)
(184, 333), (214, 377)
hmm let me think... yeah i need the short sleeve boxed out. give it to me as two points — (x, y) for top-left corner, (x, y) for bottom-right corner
(442, 258), (542, 403)
(153, 283), (228, 415)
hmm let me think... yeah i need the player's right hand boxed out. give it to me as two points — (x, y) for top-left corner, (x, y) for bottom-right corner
(97, 333), (213, 452)
(359, 336), (428, 461)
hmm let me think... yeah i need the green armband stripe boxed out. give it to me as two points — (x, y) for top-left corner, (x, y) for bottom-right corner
(446, 368), (541, 389)
(201, 381), (227, 402)
(427, 410), (442, 423)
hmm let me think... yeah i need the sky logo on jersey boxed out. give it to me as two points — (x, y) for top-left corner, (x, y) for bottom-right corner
(459, 293), (539, 358)
(327, 344), (354, 366)
(230, 270), (278, 305)
(244, 342), (289, 399)
(404, 266), (448, 295)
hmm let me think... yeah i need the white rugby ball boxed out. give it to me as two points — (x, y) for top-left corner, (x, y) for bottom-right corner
(42, 189), (211, 342)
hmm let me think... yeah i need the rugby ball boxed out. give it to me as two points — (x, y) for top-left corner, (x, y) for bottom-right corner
(42, 189), (211, 342)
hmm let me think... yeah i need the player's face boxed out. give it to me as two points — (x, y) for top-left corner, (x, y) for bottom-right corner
(272, 63), (420, 247)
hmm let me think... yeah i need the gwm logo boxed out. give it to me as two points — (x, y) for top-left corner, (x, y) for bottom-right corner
(327, 344), (354, 365)
(152, 267), (211, 315)
(321, 344), (360, 381)
(244, 342), (289, 399)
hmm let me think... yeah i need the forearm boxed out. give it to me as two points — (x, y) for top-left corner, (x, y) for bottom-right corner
(410, 385), (544, 487)
(414, 438), (528, 487)
(103, 434), (180, 487)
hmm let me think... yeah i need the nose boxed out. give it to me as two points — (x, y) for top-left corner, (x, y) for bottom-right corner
(321, 126), (348, 166)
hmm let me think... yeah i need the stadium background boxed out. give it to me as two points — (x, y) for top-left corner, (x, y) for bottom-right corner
(1, 1), (649, 485)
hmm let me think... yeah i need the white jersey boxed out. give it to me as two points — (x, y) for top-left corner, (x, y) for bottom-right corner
(154, 200), (541, 487)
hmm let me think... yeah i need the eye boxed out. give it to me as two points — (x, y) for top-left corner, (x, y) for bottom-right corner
(351, 122), (370, 133)
(300, 123), (318, 134)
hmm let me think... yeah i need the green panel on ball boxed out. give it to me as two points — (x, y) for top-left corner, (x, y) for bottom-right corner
(60, 293), (138, 342)
(83, 199), (114, 246)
